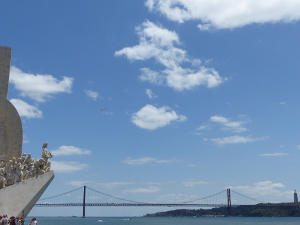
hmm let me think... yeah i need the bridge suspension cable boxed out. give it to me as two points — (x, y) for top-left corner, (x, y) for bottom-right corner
(36, 186), (266, 208)
(178, 190), (227, 204)
(231, 189), (267, 204)
(86, 186), (148, 204)
(38, 186), (82, 202)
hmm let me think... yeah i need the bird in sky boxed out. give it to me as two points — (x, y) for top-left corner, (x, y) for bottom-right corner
(101, 108), (107, 111)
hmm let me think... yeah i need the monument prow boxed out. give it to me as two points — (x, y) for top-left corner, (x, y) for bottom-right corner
(0, 46), (54, 217)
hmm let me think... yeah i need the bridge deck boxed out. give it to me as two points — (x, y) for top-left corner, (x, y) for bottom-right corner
(35, 203), (234, 207)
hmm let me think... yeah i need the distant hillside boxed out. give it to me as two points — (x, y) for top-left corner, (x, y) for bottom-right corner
(144, 203), (300, 217)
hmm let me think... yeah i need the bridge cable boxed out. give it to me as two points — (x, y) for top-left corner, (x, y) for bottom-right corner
(38, 186), (83, 201)
(178, 190), (227, 204)
(231, 190), (267, 204)
(86, 187), (150, 204)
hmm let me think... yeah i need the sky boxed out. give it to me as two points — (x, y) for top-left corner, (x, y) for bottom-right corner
(1, 0), (300, 217)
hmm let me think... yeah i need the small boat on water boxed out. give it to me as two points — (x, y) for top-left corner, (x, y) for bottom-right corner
(98, 219), (103, 222)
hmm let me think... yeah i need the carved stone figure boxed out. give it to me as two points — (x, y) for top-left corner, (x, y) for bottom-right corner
(15, 163), (23, 182)
(0, 168), (6, 188)
(25, 153), (34, 166)
(41, 142), (52, 172)
(34, 159), (45, 175)
(22, 165), (29, 180)
(5, 160), (17, 185)
(27, 165), (36, 178)
(0, 142), (54, 186)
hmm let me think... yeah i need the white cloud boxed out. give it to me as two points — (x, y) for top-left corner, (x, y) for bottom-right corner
(9, 66), (73, 102)
(145, 0), (300, 30)
(50, 146), (92, 156)
(23, 135), (30, 144)
(211, 135), (267, 145)
(115, 21), (225, 91)
(229, 181), (292, 200)
(156, 193), (198, 203)
(10, 99), (42, 119)
(140, 68), (164, 85)
(131, 104), (187, 130)
(260, 153), (289, 156)
(122, 157), (178, 165)
(51, 161), (89, 173)
(96, 182), (133, 189)
(210, 115), (248, 133)
(66, 180), (92, 187)
(165, 66), (224, 90)
(182, 181), (213, 187)
(146, 89), (157, 99)
(122, 186), (160, 193)
(85, 90), (99, 101)
(197, 125), (210, 130)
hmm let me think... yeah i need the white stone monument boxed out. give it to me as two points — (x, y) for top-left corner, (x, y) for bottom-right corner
(0, 46), (54, 217)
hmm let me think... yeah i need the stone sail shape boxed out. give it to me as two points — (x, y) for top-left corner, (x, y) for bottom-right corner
(0, 46), (22, 159)
(0, 46), (10, 98)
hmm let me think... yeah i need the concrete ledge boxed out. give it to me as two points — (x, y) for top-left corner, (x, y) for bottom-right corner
(0, 170), (54, 217)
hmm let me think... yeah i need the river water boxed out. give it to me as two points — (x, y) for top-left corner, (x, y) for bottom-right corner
(28, 217), (300, 225)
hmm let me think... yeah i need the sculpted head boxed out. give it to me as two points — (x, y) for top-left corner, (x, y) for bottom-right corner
(43, 142), (48, 149)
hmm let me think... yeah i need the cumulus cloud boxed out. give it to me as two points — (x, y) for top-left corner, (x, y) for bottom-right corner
(10, 99), (42, 119)
(211, 135), (267, 145)
(260, 153), (289, 157)
(146, 89), (157, 99)
(210, 115), (248, 133)
(145, 0), (300, 30)
(115, 21), (225, 91)
(66, 180), (92, 187)
(9, 66), (73, 102)
(51, 161), (89, 173)
(95, 182), (133, 189)
(140, 68), (164, 85)
(131, 104), (187, 130)
(156, 193), (198, 203)
(229, 181), (292, 200)
(50, 146), (92, 156)
(197, 125), (210, 130)
(122, 157), (178, 165)
(122, 186), (160, 193)
(85, 90), (99, 101)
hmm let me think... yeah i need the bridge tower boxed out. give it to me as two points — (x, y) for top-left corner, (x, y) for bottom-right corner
(227, 188), (232, 216)
(82, 186), (86, 218)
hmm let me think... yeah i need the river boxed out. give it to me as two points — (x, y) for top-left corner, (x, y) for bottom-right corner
(28, 216), (300, 225)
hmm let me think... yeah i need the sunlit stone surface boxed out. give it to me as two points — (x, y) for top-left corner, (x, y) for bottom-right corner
(0, 46), (54, 217)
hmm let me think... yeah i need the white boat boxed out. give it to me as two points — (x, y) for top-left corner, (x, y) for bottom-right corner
(98, 219), (103, 222)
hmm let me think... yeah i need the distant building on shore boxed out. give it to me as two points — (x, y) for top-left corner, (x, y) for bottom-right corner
(294, 190), (298, 203)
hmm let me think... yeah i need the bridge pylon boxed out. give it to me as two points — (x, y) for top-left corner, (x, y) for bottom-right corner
(82, 186), (86, 218)
(227, 188), (232, 216)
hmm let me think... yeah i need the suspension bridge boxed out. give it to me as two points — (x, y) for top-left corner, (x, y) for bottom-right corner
(35, 186), (267, 216)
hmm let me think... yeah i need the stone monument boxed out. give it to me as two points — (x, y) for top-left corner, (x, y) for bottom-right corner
(294, 190), (298, 203)
(0, 46), (54, 217)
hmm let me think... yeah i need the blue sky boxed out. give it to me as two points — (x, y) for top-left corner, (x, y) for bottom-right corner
(1, 0), (300, 217)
